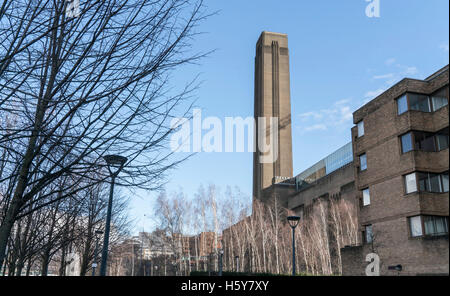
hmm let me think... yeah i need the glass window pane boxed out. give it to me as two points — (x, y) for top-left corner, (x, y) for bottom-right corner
(429, 173), (441, 193)
(410, 216), (422, 237)
(436, 128), (449, 151)
(360, 154), (367, 171)
(424, 216), (435, 235)
(397, 95), (408, 114)
(424, 216), (448, 236)
(365, 225), (373, 243)
(424, 216), (448, 235)
(432, 96), (448, 111)
(405, 173), (417, 194)
(414, 131), (436, 152)
(436, 134), (449, 151)
(431, 89), (448, 111)
(418, 172), (429, 192)
(401, 133), (413, 153)
(409, 93), (431, 112)
(357, 121), (364, 137)
(442, 173), (449, 193)
(434, 217), (448, 234)
(363, 188), (370, 206)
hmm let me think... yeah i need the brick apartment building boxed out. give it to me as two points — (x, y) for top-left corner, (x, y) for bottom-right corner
(341, 65), (449, 276)
(224, 31), (449, 276)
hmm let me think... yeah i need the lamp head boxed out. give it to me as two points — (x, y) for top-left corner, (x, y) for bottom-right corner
(287, 216), (301, 228)
(388, 264), (403, 272)
(103, 154), (127, 175)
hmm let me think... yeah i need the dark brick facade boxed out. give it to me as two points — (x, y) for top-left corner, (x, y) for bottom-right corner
(342, 65), (449, 276)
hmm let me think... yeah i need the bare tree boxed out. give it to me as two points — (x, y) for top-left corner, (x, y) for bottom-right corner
(0, 0), (210, 269)
(153, 189), (189, 275)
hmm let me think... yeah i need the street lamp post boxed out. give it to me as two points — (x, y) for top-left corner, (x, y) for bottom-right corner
(173, 262), (177, 276)
(92, 230), (104, 276)
(287, 216), (301, 276)
(99, 154), (127, 276)
(218, 249), (224, 276)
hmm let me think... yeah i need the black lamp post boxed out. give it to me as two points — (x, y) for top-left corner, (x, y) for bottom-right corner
(287, 216), (300, 276)
(218, 249), (224, 276)
(172, 262), (177, 276)
(92, 230), (103, 276)
(99, 154), (127, 276)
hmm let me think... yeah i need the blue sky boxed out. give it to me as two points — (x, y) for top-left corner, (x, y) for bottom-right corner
(129, 0), (449, 233)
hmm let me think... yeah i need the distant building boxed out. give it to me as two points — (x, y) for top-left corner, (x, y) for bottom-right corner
(108, 230), (221, 275)
(137, 231), (174, 259)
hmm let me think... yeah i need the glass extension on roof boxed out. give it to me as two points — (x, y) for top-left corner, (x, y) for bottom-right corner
(295, 142), (353, 190)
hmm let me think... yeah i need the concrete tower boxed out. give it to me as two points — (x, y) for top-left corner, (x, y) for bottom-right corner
(253, 31), (293, 201)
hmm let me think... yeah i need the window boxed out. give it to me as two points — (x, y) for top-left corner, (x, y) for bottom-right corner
(442, 172), (449, 193)
(357, 121), (364, 137)
(409, 216), (449, 237)
(401, 132), (413, 153)
(417, 172), (449, 193)
(409, 216), (423, 237)
(424, 216), (449, 236)
(397, 89), (448, 115)
(414, 131), (436, 152)
(400, 129), (449, 153)
(365, 225), (373, 243)
(359, 154), (367, 171)
(397, 95), (408, 115)
(362, 188), (370, 206)
(436, 127), (449, 151)
(405, 173), (417, 194)
(409, 93), (431, 112)
(431, 89), (448, 111)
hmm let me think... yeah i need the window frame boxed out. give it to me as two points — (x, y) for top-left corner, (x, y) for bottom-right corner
(362, 188), (370, 207)
(423, 215), (449, 236)
(442, 171), (449, 193)
(408, 215), (449, 238)
(357, 120), (365, 138)
(409, 215), (424, 238)
(436, 127), (449, 151)
(359, 153), (367, 171)
(399, 129), (449, 154)
(364, 224), (373, 244)
(396, 94), (408, 115)
(404, 171), (449, 194)
(404, 172), (418, 194)
(414, 130), (437, 152)
(400, 132), (413, 153)
(396, 87), (449, 115)
(408, 92), (431, 113)
(430, 87), (449, 112)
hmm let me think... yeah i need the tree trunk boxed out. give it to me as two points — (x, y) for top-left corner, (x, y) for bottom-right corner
(26, 257), (33, 276)
(79, 239), (92, 276)
(15, 258), (24, 276)
(41, 249), (51, 276)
